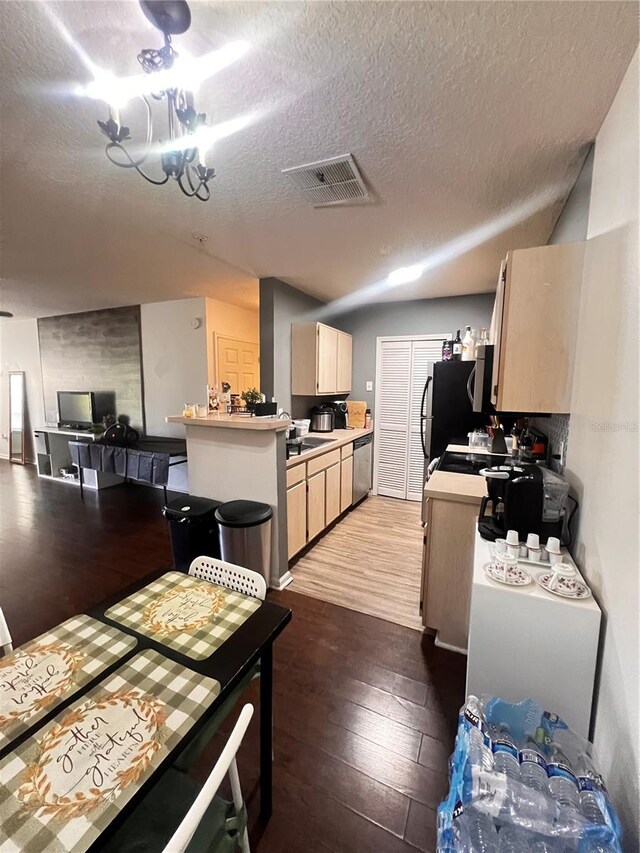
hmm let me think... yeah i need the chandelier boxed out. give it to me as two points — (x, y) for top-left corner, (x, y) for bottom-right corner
(96, 0), (216, 201)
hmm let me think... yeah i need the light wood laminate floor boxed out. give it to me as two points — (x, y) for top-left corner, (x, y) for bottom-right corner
(290, 495), (424, 631)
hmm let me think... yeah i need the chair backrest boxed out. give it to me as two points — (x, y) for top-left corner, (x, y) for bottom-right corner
(189, 557), (267, 601)
(164, 703), (254, 853)
(0, 607), (13, 656)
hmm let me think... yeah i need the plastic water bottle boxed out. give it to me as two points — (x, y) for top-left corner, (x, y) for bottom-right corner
(519, 738), (549, 794)
(458, 807), (499, 853)
(497, 824), (528, 852)
(547, 744), (580, 811)
(463, 696), (493, 770)
(575, 753), (607, 825)
(489, 724), (520, 781)
(530, 841), (562, 853)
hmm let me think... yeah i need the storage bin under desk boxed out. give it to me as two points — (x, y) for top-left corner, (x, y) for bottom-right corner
(466, 532), (601, 739)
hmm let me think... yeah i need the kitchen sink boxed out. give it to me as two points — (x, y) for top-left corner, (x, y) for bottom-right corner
(286, 434), (337, 460)
(301, 436), (336, 448)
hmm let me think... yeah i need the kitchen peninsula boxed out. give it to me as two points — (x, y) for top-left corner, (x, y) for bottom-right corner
(166, 413), (291, 588)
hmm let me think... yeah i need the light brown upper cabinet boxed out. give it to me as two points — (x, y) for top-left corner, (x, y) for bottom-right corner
(292, 323), (353, 395)
(491, 242), (585, 413)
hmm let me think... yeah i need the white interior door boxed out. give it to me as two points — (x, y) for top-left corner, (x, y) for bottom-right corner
(374, 336), (447, 501)
(216, 336), (260, 395)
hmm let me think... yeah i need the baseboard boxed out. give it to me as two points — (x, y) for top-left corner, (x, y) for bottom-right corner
(270, 571), (293, 591)
(0, 454), (36, 465)
(434, 633), (468, 656)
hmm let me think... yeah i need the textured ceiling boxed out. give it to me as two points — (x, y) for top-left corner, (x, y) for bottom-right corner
(0, 1), (637, 318)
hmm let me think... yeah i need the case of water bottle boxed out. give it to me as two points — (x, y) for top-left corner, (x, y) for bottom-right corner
(437, 695), (623, 852)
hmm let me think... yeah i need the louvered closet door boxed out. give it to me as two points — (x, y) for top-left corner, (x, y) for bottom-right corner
(375, 337), (446, 501)
(407, 340), (445, 501)
(375, 341), (412, 498)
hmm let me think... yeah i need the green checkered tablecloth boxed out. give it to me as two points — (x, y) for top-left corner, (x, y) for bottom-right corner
(104, 571), (261, 660)
(0, 649), (220, 853)
(0, 615), (136, 752)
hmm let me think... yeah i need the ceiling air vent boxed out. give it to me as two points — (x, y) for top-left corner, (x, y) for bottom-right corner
(282, 154), (371, 207)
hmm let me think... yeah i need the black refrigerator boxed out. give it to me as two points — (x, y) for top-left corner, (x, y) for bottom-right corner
(420, 361), (486, 467)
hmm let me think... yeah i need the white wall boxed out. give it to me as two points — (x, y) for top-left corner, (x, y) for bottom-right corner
(140, 298), (208, 494)
(0, 319), (45, 462)
(205, 297), (259, 386)
(564, 49), (639, 847)
(140, 298), (208, 439)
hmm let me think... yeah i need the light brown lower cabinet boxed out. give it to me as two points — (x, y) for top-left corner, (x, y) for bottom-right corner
(340, 455), (353, 513)
(325, 462), (341, 525)
(421, 494), (482, 650)
(286, 480), (307, 559)
(286, 440), (358, 561)
(307, 471), (326, 542)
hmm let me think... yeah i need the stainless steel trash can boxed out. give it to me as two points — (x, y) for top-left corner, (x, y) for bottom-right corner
(214, 500), (273, 582)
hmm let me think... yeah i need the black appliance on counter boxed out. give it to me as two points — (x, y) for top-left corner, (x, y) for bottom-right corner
(310, 405), (335, 432)
(326, 400), (350, 430)
(478, 463), (570, 542)
(420, 361), (487, 472)
(437, 450), (509, 476)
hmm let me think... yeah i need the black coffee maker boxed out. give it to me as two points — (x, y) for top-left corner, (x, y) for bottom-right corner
(327, 401), (350, 429)
(478, 464), (569, 542)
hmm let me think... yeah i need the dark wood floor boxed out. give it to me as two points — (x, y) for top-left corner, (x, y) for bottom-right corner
(0, 462), (466, 853)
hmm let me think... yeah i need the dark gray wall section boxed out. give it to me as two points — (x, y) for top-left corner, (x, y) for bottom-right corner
(38, 306), (144, 429)
(259, 277), (327, 416)
(335, 293), (495, 413)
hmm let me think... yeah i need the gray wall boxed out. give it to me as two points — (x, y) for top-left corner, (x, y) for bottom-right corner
(530, 145), (595, 470)
(38, 306), (144, 430)
(334, 293), (495, 414)
(259, 277), (327, 417)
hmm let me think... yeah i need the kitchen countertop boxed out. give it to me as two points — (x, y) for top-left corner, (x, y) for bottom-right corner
(423, 443), (492, 503)
(166, 413), (291, 431)
(286, 428), (373, 468)
(446, 443), (509, 456)
(423, 469), (487, 503)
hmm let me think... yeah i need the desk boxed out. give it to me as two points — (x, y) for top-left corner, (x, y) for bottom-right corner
(0, 570), (291, 851)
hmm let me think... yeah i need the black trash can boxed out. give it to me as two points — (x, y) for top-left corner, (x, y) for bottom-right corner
(215, 501), (273, 582)
(163, 496), (222, 573)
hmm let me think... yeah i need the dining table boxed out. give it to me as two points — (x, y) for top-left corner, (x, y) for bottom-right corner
(0, 568), (291, 853)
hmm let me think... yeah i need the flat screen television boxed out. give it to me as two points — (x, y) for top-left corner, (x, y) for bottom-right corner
(57, 391), (96, 429)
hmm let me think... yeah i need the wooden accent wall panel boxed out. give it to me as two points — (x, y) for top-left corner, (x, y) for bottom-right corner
(38, 306), (144, 429)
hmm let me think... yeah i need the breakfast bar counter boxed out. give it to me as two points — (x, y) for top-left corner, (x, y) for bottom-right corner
(166, 413), (291, 431)
(165, 413), (291, 590)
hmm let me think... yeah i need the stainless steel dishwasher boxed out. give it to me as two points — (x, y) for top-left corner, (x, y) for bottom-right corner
(352, 433), (373, 505)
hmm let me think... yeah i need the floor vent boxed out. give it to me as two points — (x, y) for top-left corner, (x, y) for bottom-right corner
(282, 154), (371, 207)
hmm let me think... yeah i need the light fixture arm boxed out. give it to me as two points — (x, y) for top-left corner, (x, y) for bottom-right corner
(95, 0), (215, 202)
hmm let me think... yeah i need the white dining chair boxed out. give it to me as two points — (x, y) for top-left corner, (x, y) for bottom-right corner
(0, 607), (13, 656)
(103, 705), (254, 853)
(164, 703), (254, 853)
(189, 557), (267, 601)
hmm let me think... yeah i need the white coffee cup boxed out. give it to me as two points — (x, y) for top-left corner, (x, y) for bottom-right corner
(549, 562), (576, 590)
(545, 536), (562, 565)
(526, 533), (540, 549)
(506, 529), (519, 546)
(519, 543), (528, 558)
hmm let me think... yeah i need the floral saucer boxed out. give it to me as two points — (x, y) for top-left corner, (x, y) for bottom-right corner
(536, 572), (592, 599)
(483, 562), (532, 586)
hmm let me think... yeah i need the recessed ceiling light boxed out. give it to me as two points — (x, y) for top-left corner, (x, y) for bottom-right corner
(387, 264), (424, 286)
